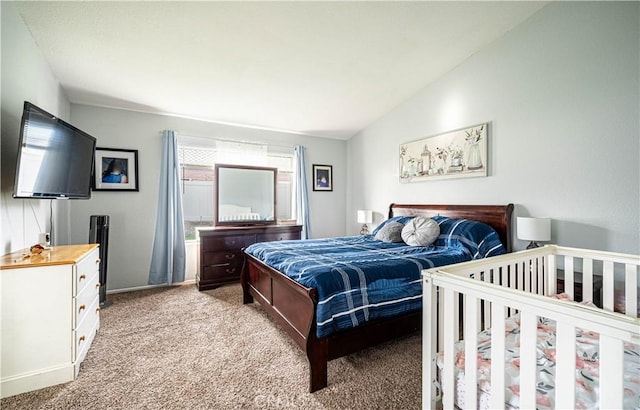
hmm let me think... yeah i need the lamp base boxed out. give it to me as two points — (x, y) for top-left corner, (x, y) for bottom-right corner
(526, 241), (541, 249)
(360, 224), (369, 235)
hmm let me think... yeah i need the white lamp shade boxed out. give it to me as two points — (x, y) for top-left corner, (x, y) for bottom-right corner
(357, 210), (373, 224)
(517, 217), (551, 241)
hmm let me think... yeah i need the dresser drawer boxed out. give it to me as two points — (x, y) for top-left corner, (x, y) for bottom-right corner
(74, 248), (100, 295)
(74, 296), (99, 363)
(202, 235), (255, 251)
(202, 251), (242, 267)
(74, 270), (100, 328)
(256, 231), (300, 242)
(202, 263), (243, 282)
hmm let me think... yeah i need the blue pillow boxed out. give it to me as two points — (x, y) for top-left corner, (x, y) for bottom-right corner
(432, 216), (505, 258)
(370, 216), (414, 237)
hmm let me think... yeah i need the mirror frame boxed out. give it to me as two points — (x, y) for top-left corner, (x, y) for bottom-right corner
(214, 163), (277, 227)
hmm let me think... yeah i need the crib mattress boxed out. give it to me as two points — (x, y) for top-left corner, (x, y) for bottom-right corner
(437, 305), (640, 409)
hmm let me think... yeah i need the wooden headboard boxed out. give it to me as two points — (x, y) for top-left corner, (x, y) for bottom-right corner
(389, 203), (514, 253)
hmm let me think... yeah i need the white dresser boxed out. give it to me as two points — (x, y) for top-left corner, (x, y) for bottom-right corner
(0, 244), (101, 398)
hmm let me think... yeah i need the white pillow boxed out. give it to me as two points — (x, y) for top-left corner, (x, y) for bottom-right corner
(401, 217), (440, 246)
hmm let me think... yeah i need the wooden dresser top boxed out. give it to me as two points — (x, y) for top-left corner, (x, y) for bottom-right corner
(0, 244), (99, 270)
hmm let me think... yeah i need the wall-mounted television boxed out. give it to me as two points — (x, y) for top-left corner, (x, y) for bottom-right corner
(215, 164), (277, 226)
(13, 102), (96, 199)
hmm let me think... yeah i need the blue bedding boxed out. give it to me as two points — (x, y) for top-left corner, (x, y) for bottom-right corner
(245, 216), (506, 338)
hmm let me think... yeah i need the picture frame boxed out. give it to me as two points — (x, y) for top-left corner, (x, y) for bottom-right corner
(312, 164), (333, 192)
(399, 122), (488, 183)
(93, 147), (139, 191)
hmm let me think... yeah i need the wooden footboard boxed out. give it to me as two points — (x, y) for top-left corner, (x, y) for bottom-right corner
(242, 253), (422, 392)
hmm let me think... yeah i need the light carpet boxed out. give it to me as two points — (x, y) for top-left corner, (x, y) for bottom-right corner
(1, 284), (421, 409)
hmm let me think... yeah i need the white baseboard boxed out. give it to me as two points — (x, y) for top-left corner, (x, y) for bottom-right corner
(1, 364), (74, 399)
(107, 279), (196, 295)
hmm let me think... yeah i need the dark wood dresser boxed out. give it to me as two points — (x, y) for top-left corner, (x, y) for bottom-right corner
(197, 224), (302, 291)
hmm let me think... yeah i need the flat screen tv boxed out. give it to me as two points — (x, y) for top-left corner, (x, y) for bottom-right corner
(13, 102), (96, 199)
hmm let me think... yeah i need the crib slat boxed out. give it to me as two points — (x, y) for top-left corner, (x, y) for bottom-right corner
(583, 258), (594, 305)
(603, 261), (614, 312)
(555, 322), (576, 409)
(536, 255), (544, 295)
(548, 254), (557, 295)
(438, 285), (444, 351)
(489, 303), (506, 409)
(508, 263), (517, 317)
(519, 311), (537, 409)
(565, 256), (575, 300)
(625, 263), (638, 317)
(524, 259), (531, 293)
(464, 295), (479, 409)
(483, 270), (491, 329)
(443, 288), (456, 410)
(599, 335), (624, 408)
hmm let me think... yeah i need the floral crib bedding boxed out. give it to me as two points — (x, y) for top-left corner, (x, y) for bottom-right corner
(436, 294), (640, 409)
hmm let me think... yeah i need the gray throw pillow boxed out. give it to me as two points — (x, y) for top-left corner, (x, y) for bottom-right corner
(374, 221), (405, 243)
(401, 217), (440, 246)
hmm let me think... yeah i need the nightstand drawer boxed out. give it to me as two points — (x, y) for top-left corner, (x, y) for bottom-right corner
(202, 251), (242, 267)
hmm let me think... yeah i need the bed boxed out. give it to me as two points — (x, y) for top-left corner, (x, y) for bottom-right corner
(422, 245), (640, 409)
(241, 203), (514, 392)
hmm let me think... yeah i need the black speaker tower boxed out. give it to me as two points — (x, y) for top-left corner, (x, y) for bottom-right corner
(89, 215), (111, 308)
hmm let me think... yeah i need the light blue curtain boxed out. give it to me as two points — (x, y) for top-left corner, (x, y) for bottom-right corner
(294, 145), (311, 239)
(149, 130), (186, 285)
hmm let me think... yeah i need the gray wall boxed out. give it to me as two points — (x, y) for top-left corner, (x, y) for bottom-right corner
(347, 2), (639, 253)
(68, 105), (347, 291)
(0, 3), (71, 254)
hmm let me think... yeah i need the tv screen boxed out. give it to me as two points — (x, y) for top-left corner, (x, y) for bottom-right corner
(13, 102), (96, 199)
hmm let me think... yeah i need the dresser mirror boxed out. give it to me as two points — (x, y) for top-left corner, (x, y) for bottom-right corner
(214, 164), (277, 226)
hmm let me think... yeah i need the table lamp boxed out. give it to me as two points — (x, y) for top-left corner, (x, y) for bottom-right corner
(517, 217), (551, 249)
(357, 210), (373, 235)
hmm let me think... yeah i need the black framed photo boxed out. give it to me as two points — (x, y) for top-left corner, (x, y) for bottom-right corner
(93, 147), (139, 191)
(312, 164), (332, 192)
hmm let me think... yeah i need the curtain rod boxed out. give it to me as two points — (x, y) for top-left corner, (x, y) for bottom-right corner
(173, 132), (295, 150)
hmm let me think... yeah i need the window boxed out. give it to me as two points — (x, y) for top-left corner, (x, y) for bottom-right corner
(179, 141), (295, 240)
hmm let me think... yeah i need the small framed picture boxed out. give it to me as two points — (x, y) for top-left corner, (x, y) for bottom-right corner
(93, 147), (139, 191)
(312, 164), (333, 192)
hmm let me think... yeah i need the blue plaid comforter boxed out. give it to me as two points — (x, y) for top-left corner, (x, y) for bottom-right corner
(245, 216), (505, 338)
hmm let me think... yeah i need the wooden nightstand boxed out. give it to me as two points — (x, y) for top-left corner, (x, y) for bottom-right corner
(556, 270), (603, 307)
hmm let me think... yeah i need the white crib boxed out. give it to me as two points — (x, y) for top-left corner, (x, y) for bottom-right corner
(422, 245), (640, 409)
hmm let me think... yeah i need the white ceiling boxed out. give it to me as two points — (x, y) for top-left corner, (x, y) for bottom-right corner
(16, 1), (547, 140)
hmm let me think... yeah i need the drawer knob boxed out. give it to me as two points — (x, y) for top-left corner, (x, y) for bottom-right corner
(79, 274), (86, 280)
(96, 307), (101, 313)
(96, 283), (100, 289)
(79, 304), (86, 312)
(225, 254), (235, 260)
(96, 258), (101, 264)
(225, 268), (236, 274)
(79, 335), (86, 344)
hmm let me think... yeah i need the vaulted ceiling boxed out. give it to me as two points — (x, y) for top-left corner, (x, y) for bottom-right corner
(15, 1), (547, 139)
